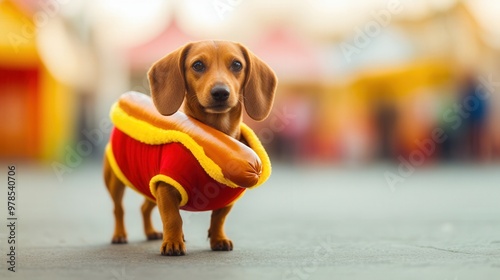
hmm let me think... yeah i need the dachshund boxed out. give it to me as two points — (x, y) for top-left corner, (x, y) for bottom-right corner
(103, 40), (277, 256)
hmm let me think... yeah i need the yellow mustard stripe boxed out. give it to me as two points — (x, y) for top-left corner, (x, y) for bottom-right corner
(240, 123), (272, 188)
(110, 102), (272, 188)
(149, 175), (189, 207)
(105, 144), (156, 202)
(110, 103), (241, 188)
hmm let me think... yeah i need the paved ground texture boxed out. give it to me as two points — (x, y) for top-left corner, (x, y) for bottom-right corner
(0, 162), (499, 280)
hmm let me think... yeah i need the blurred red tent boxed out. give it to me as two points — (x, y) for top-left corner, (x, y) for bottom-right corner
(127, 19), (196, 72)
(248, 28), (323, 81)
(244, 28), (325, 160)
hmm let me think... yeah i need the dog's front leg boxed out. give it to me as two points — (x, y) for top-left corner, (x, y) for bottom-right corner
(155, 182), (186, 256)
(208, 204), (234, 251)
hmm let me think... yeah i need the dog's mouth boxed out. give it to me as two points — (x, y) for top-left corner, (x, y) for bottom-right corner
(204, 104), (232, 114)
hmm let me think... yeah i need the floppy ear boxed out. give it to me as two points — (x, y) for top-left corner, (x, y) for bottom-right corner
(239, 44), (278, 121)
(148, 43), (191, 116)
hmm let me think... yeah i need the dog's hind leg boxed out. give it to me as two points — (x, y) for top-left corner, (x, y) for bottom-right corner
(141, 199), (163, 240)
(103, 155), (128, 244)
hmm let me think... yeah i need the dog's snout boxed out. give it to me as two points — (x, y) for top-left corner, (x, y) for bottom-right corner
(210, 85), (230, 102)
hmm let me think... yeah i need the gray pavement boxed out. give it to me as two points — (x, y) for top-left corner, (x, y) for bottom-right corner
(1, 162), (499, 279)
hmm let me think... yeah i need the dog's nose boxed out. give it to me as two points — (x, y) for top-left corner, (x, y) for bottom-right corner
(210, 85), (230, 102)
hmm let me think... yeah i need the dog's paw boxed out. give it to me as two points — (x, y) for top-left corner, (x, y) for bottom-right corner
(146, 231), (163, 241)
(160, 240), (186, 256)
(210, 238), (233, 251)
(111, 235), (128, 244)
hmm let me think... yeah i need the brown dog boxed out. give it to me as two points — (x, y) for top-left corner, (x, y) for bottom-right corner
(103, 40), (277, 256)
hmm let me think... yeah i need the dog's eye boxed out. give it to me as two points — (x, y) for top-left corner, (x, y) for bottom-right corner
(230, 60), (243, 72)
(192, 61), (205, 72)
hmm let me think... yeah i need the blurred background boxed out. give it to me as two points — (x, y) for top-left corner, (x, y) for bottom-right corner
(2, 2), (500, 276)
(1, 0), (500, 166)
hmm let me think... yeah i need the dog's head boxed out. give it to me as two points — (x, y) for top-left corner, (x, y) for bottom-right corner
(148, 40), (277, 121)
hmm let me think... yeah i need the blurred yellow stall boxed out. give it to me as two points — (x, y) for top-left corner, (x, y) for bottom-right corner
(0, 0), (75, 161)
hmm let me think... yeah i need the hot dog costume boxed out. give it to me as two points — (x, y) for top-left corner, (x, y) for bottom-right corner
(105, 92), (271, 211)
